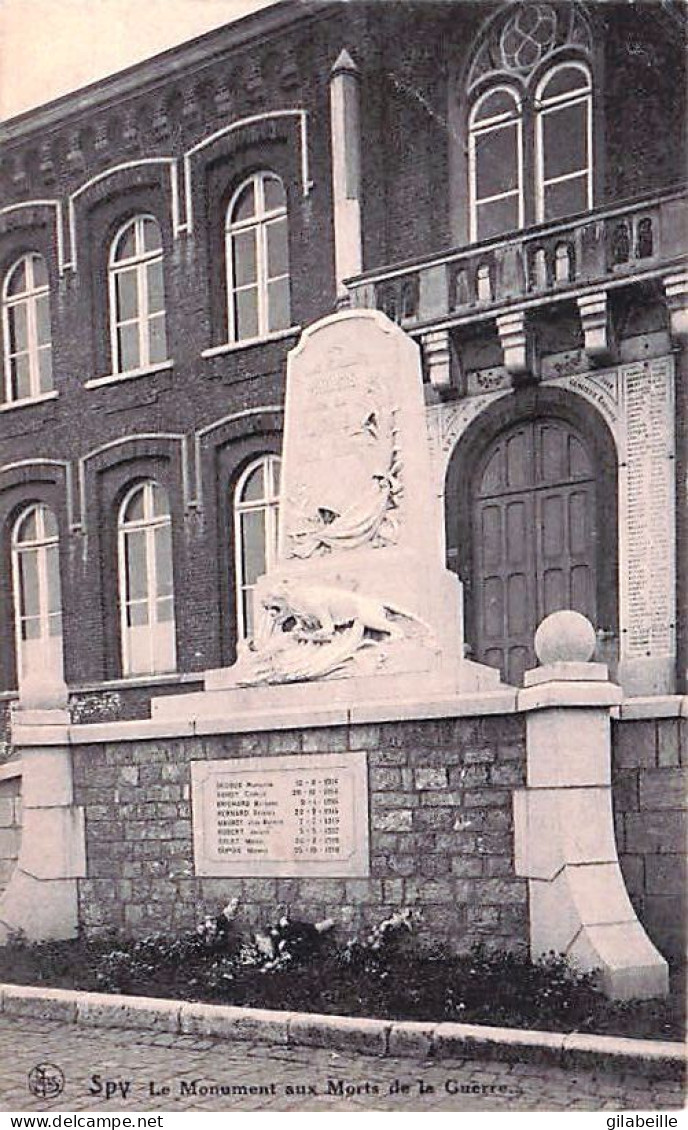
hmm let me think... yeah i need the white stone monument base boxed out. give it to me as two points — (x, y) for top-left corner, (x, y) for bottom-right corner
(152, 654), (502, 724)
(0, 706), (86, 944)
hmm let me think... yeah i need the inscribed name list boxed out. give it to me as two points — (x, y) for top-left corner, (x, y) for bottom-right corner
(191, 752), (369, 877)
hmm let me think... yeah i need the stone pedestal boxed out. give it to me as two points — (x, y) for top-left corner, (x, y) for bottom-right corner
(156, 309), (500, 725)
(0, 698), (85, 944)
(514, 611), (668, 1000)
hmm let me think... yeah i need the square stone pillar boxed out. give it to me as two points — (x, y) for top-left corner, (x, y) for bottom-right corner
(514, 611), (668, 1000)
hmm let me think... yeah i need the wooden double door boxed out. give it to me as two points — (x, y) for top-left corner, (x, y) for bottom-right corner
(471, 417), (597, 685)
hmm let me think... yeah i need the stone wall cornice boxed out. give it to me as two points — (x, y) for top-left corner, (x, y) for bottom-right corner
(0, 0), (329, 146)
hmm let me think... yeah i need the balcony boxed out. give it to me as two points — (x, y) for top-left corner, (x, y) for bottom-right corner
(346, 187), (688, 358)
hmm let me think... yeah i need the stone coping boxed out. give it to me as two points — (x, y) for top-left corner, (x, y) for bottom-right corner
(9, 692), (688, 748)
(0, 759), (22, 781)
(0, 984), (685, 1079)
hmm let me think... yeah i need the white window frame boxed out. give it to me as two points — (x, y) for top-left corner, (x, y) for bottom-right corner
(469, 86), (524, 243)
(117, 480), (176, 677)
(11, 502), (63, 685)
(535, 61), (593, 224)
(234, 454), (281, 641)
(225, 172), (290, 344)
(108, 215), (167, 375)
(2, 253), (53, 404)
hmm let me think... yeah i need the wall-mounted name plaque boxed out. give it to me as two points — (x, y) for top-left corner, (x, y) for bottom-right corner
(190, 752), (369, 877)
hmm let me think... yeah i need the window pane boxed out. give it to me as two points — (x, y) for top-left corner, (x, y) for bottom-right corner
(263, 176), (286, 211)
(148, 314), (167, 364)
(241, 509), (266, 586)
(156, 595), (174, 623)
(150, 483), (169, 518)
(19, 551), (40, 618)
(42, 508), (58, 537)
(235, 288), (259, 341)
(46, 544), (62, 616)
(475, 123), (519, 200)
(267, 276), (290, 333)
(115, 269), (139, 322)
(541, 67), (589, 102)
(6, 260), (27, 296)
(125, 529), (148, 600)
(241, 464), (265, 502)
(154, 524), (173, 598)
(35, 294), (51, 346)
(32, 256), (48, 288)
(232, 229), (257, 286)
(118, 323), (140, 372)
(16, 509), (38, 542)
(114, 223), (137, 261)
(142, 217), (162, 253)
(38, 346), (53, 393)
(543, 174), (588, 222)
(271, 459), (281, 495)
(266, 218), (288, 278)
(473, 89), (518, 124)
(48, 611), (62, 638)
(11, 354), (31, 400)
(542, 103), (588, 181)
(232, 182), (256, 223)
(123, 488), (145, 522)
(127, 601), (149, 627)
(8, 303), (28, 353)
(476, 195), (520, 241)
(146, 259), (165, 315)
(22, 617), (41, 640)
(242, 589), (255, 639)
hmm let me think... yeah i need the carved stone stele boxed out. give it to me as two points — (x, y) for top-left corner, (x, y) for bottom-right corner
(154, 309), (501, 716)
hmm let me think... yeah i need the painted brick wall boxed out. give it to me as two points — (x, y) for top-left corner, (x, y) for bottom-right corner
(73, 714), (527, 951)
(0, 775), (21, 898)
(612, 717), (687, 961)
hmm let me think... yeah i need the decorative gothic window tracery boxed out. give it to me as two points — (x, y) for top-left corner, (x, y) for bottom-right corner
(466, 2), (593, 239)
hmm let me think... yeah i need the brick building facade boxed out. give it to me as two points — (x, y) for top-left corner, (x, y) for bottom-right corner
(0, 0), (686, 969)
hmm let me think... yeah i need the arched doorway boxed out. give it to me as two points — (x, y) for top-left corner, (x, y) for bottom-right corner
(445, 389), (618, 686)
(472, 417), (596, 684)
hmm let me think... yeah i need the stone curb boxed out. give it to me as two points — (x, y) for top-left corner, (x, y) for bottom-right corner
(0, 984), (685, 1080)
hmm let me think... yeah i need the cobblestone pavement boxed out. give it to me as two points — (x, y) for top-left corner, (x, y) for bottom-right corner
(0, 1017), (684, 1113)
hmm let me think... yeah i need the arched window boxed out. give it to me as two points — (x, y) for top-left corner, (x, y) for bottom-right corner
(536, 63), (592, 222)
(11, 503), (63, 684)
(225, 173), (290, 343)
(109, 215), (167, 374)
(2, 254), (52, 403)
(118, 481), (176, 675)
(234, 455), (281, 640)
(469, 87), (523, 242)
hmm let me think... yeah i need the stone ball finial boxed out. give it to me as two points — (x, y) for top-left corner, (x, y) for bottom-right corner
(534, 610), (597, 666)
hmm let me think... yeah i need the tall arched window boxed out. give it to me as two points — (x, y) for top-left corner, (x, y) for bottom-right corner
(536, 63), (592, 222)
(234, 455), (281, 640)
(226, 173), (290, 343)
(2, 253), (52, 403)
(11, 503), (63, 685)
(463, 4), (594, 239)
(118, 481), (176, 675)
(109, 215), (167, 374)
(469, 87), (523, 242)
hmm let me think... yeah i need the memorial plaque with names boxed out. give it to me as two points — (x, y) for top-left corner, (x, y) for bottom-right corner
(619, 356), (676, 661)
(191, 752), (369, 877)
